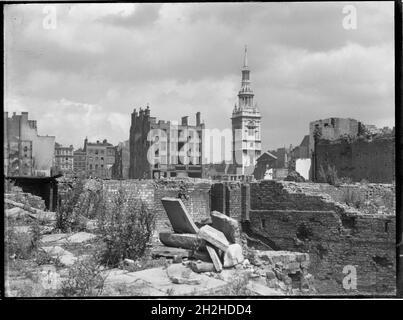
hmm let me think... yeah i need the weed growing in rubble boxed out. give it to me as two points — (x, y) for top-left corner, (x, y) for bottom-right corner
(56, 178), (86, 232)
(58, 255), (106, 297)
(221, 273), (251, 296)
(57, 178), (106, 232)
(318, 164), (339, 186)
(97, 187), (156, 267)
(5, 219), (41, 260)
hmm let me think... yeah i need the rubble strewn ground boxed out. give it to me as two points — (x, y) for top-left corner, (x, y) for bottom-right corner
(5, 177), (394, 297)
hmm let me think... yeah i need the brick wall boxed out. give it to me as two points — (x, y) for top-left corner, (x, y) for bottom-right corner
(210, 182), (242, 221)
(247, 180), (396, 295)
(102, 178), (212, 233)
(315, 136), (395, 183)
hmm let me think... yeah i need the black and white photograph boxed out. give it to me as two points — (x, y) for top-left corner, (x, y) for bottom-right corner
(3, 1), (399, 301)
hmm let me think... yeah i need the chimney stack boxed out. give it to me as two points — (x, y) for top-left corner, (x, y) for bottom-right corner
(196, 112), (201, 126)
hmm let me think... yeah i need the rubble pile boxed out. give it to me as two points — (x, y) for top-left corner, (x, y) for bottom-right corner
(152, 198), (244, 273)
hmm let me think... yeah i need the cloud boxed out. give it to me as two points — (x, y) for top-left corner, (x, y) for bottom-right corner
(4, 2), (394, 152)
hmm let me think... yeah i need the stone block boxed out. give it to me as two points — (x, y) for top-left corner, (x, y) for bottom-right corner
(211, 211), (241, 244)
(189, 261), (216, 273)
(206, 245), (222, 272)
(223, 244), (244, 268)
(159, 232), (206, 250)
(198, 225), (230, 252)
(151, 245), (193, 259)
(161, 198), (199, 234)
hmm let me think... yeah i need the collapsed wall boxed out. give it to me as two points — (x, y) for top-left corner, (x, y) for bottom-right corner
(248, 180), (396, 295)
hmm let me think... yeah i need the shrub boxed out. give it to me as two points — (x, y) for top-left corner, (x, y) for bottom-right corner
(56, 178), (85, 232)
(58, 255), (106, 297)
(222, 273), (251, 296)
(56, 178), (105, 232)
(98, 187), (156, 267)
(5, 219), (40, 259)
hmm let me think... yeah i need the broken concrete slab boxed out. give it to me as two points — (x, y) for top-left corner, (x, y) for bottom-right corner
(5, 207), (30, 219)
(198, 225), (230, 252)
(159, 232), (206, 250)
(166, 264), (201, 285)
(161, 198), (199, 234)
(211, 211), (241, 244)
(223, 244), (244, 268)
(66, 232), (97, 244)
(41, 246), (77, 266)
(246, 280), (285, 296)
(206, 245), (222, 272)
(124, 266), (229, 296)
(189, 261), (215, 273)
(41, 233), (70, 244)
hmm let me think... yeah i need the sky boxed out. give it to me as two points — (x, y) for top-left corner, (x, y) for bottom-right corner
(4, 2), (395, 152)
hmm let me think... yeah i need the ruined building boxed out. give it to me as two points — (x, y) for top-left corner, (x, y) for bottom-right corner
(54, 142), (74, 174)
(309, 118), (361, 157)
(309, 117), (395, 183)
(83, 138), (116, 179)
(4, 112), (55, 177)
(129, 106), (204, 179)
(231, 46), (262, 176)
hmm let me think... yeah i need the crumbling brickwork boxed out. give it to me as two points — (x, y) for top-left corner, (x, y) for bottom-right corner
(210, 182), (242, 221)
(247, 180), (396, 295)
(315, 136), (395, 183)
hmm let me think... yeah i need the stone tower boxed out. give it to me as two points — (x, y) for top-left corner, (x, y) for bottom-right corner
(231, 46), (262, 175)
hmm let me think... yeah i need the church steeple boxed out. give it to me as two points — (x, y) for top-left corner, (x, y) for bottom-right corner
(237, 45), (255, 110)
(231, 46), (262, 175)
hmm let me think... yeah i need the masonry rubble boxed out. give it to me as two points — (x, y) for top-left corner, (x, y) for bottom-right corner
(155, 197), (245, 275)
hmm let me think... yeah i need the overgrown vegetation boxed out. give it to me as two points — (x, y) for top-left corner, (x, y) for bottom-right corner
(58, 255), (106, 297)
(221, 273), (252, 296)
(318, 164), (339, 186)
(97, 187), (156, 267)
(5, 219), (42, 260)
(56, 178), (105, 232)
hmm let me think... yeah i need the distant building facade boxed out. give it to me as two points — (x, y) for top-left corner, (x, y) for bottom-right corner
(129, 106), (204, 179)
(84, 138), (116, 179)
(112, 140), (130, 179)
(73, 148), (86, 176)
(54, 143), (74, 174)
(231, 46), (261, 175)
(4, 112), (55, 177)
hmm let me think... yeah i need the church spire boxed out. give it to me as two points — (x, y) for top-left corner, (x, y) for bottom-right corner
(243, 45), (248, 68)
(237, 45), (254, 110)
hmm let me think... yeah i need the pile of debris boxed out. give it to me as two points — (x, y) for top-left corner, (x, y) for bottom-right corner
(152, 197), (244, 273)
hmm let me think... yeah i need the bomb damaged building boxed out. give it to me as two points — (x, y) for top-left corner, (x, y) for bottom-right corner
(129, 106), (205, 179)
